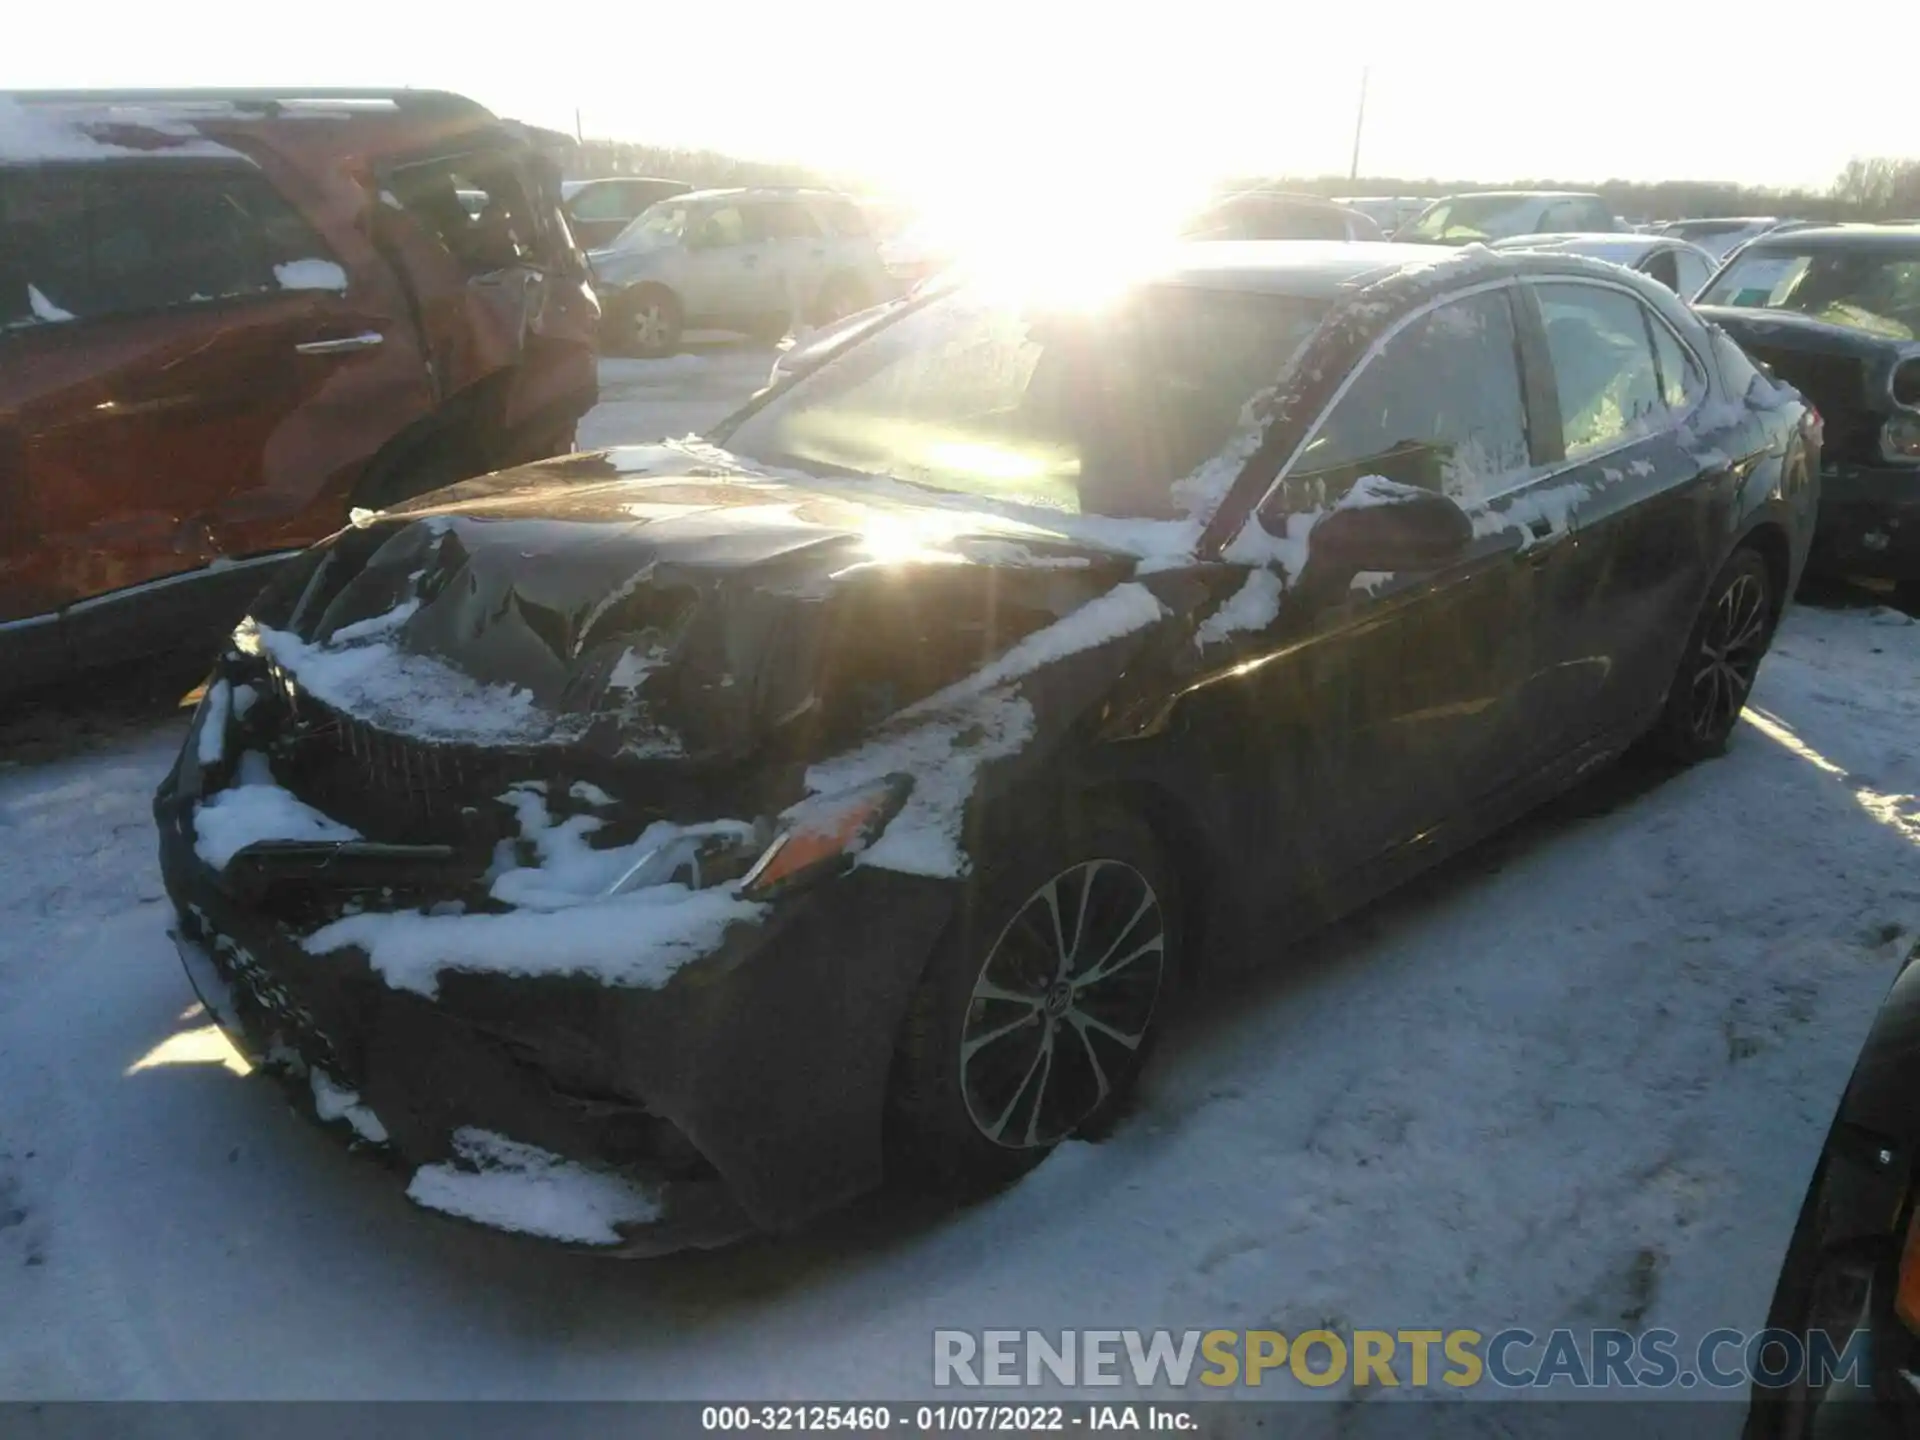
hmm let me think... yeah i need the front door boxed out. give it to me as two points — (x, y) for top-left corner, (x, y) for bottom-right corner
(1189, 283), (1548, 912)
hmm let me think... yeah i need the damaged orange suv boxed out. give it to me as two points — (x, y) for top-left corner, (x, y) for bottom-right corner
(0, 88), (600, 693)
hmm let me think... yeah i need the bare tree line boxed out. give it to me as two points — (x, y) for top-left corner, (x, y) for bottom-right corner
(565, 138), (1920, 223)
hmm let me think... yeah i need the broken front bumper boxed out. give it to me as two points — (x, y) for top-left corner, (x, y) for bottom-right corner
(1808, 462), (1920, 583)
(153, 752), (957, 1256)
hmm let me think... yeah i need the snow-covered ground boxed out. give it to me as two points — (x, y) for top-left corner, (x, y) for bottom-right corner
(3, 351), (1919, 1419)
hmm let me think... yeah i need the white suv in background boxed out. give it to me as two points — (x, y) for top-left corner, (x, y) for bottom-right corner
(588, 187), (890, 356)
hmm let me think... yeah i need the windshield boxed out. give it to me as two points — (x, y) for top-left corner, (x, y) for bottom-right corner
(1699, 247), (1920, 338)
(1402, 195), (1543, 242)
(720, 283), (1328, 519)
(607, 202), (687, 251)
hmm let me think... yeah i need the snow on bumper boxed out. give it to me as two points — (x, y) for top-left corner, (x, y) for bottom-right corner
(154, 756), (959, 1250)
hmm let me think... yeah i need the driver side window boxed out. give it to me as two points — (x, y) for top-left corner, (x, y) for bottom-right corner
(1282, 287), (1534, 510)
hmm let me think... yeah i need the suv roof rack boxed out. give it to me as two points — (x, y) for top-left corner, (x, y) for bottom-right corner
(3, 88), (494, 121)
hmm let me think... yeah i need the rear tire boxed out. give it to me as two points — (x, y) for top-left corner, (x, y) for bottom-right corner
(608, 285), (682, 358)
(812, 272), (868, 326)
(1645, 547), (1777, 762)
(886, 800), (1177, 1195)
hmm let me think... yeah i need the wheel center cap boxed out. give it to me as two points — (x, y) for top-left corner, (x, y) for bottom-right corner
(1045, 981), (1072, 1017)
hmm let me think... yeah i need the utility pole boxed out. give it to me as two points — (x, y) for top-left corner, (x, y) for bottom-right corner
(574, 107), (584, 144)
(1348, 67), (1369, 184)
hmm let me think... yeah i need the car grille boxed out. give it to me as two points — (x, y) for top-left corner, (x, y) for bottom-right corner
(1742, 346), (1880, 463)
(264, 665), (510, 846)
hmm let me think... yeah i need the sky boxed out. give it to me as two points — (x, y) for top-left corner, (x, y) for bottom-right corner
(8, 0), (1916, 196)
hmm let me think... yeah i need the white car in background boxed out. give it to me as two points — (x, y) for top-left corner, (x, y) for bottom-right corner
(1400, 190), (1619, 244)
(588, 187), (890, 356)
(1489, 232), (1721, 298)
(1332, 195), (1434, 236)
(1655, 216), (1803, 262)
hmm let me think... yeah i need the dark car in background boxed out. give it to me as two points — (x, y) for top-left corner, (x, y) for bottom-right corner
(1745, 943), (1920, 1439)
(561, 175), (693, 249)
(1400, 190), (1618, 244)
(1697, 226), (1920, 597)
(1186, 189), (1383, 242)
(0, 88), (600, 695)
(156, 241), (1815, 1256)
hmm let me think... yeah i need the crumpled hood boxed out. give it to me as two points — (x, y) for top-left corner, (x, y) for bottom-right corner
(255, 444), (1142, 766)
(1697, 305), (1917, 369)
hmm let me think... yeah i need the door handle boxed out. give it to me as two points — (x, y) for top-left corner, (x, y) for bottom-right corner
(741, 254), (761, 267)
(294, 332), (384, 355)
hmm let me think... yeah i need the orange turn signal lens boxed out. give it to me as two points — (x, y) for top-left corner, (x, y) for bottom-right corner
(1897, 1205), (1920, 1333)
(740, 777), (911, 901)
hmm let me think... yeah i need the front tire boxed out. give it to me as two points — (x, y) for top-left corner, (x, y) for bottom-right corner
(887, 801), (1176, 1194)
(608, 285), (682, 358)
(812, 272), (869, 326)
(1646, 547), (1777, 762)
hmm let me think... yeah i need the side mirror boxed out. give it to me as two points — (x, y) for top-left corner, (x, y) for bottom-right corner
(1306, 475), (1473, 573)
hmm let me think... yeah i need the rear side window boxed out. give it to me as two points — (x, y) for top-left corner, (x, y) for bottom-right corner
(1535, 283), (1665, 457)
(566, 183), (634, 222)
(2, 165), (337, 328)
(820, 201), (868, 238)
(1286, 288), (1533, 505)
(1648, 318), (1707, 412)
(748, 200), (822, 241)
(388, 151), (546, 273)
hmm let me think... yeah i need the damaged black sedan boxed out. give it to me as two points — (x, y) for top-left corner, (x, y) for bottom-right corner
(1696, 225), (1920, 598)
(156, 241), (1819, 1254)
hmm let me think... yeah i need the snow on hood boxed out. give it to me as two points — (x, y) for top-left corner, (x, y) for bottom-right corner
(799, 581), (1169, 878)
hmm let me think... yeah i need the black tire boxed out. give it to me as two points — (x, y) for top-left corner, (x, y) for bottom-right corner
(1645, 546), (1777, 762)
(812, 272), (868, 326)
(608, 285), (682, 358)
(886, 800), (1178, 1194)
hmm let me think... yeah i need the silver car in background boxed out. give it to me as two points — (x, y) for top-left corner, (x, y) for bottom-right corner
(588, 187), (890, 356)
(1489, 232), (1721, 298)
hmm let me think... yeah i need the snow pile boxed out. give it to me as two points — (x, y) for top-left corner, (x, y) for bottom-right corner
(308, 1068), (388, 1145)
(193, 752), (360, 870)
(26, 285), (74, 323)
(405, 1129), (661, 1245)
(273, 259), (348, 292)
(803, 583), (1167, 878)
(236, 614), (583, 749)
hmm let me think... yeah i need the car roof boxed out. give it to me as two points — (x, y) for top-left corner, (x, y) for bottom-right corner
(1733, 224), (1920, 252)
(1141, 240), (1642, 299)
(676, 186), (848, 205)
(1432, 189), (1603, 201)
(0, 88), (510, 167)
(1488, 232), (1712, 263)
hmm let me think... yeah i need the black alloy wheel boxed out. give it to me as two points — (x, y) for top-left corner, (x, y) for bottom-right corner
(958, 859), (1166, 1151)
(1649, 547), (1777, 761)
(888, 803), (1176, 1192)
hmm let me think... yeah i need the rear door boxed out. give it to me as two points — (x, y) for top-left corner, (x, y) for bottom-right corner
(1507, 277), (1738, 755)
(748, 198), (829, 320)
(0, 161), (431, 642)
(679, 202), (777, 325)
